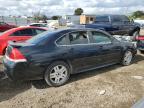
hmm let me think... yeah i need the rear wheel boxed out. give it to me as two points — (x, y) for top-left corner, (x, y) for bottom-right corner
(44, 61), (70, 87)
(121, 50), (133, 66)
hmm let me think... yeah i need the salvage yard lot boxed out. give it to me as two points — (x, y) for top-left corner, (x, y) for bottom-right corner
(0, 29), (144, 108)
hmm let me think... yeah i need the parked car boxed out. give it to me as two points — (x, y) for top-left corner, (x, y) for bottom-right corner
(0, 26), (47, 55)
(136, 36), (144, 53)
(29, 23), (48, 28)
(74, 15), (140, 38)
(3, 28), (137, 87)
(0, 22), (17, 32)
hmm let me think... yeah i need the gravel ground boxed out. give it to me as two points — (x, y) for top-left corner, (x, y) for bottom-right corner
(0, 30), (143, 108)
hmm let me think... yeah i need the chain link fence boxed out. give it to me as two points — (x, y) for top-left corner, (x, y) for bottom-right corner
(0, 16), (35, 26)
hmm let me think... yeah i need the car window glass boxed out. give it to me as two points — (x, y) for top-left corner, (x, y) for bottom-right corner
(35, 29), (46, 34)
(95, 16), (109, 22)
(112, 16), (123, 23)
(69, 31), (88, 44)
(11, 31), (21, 36)
(57, 35), (70, 45)
(122, 16), (130, 22)
(91, 31), (111, 44)
(11, 29), (33, 36)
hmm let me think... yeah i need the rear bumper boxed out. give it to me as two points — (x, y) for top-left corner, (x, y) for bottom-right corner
(3, 56), (45, 81)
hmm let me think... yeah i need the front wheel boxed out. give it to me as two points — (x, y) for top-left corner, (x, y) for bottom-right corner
(121, 50), (133, 66)
(44, 61), (70, 87)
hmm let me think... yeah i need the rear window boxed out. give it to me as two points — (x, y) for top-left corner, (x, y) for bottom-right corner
(26, 31), (55, 44)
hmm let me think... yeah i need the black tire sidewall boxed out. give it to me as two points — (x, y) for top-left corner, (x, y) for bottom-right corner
(44, 61), (70, 87)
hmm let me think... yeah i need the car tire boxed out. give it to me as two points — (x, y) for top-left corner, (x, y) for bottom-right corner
(44, 61), (70, 87)
(121, 50), (133, 66)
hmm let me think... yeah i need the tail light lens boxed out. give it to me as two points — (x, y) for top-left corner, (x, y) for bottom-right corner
(8, 48), (26, 62)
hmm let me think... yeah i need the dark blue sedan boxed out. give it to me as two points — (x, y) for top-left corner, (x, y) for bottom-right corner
(3, 28), (137, 86)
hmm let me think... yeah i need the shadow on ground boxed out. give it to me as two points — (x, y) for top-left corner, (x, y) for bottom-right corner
(0, 78), (32, 102)
(0, 54), (143, 102)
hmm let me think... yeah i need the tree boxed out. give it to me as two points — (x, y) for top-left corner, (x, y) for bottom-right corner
(131, 11), (144, 19)
(51, 16), (60, 20)
(33, 12), (48, 22)
(74, 8), (83, 15)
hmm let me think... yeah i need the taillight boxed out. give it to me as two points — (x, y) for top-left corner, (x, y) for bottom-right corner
(8, 48), (26, 62)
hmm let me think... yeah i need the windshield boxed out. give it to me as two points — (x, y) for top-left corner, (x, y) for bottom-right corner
(26, 30), (55, 44)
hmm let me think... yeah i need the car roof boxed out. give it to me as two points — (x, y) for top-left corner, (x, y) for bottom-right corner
(18, 26), (47, 29)
(55, 28), (111, 35)
(0, 26), (48, 36)
(30, 23), (47, 25)
(96, 14), (126, 17)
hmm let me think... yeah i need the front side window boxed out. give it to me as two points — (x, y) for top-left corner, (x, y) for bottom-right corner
(56, 31), (88, 45)
(90, 31), (112, 44)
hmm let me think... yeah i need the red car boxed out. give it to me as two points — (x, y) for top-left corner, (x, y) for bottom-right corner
(136, 36), (144, 53)
(0, 26), (47, 55)
(0, 22), (17, 32)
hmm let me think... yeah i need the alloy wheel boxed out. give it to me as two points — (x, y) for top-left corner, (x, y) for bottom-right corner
(123, 51), (133, 65)
(49, 65), (68, 84)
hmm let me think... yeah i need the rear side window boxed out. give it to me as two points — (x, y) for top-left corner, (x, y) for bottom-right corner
(11, 29), (33, 36)
(56, 35), (70, 45)
(95, 16), (109, 22)
(90, 31), (112, 44)
(56, 31), (88, 45)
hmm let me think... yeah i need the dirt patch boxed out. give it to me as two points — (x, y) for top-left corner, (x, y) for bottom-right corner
(0, 55), (144, 108)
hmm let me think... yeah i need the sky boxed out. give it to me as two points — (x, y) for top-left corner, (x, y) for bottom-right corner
(0, 0), (144, 16)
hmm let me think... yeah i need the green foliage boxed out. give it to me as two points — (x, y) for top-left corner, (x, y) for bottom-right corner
(51, 16), (60, 20)
(131, 11), (144, 19)
(74, 8), (83, 15)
